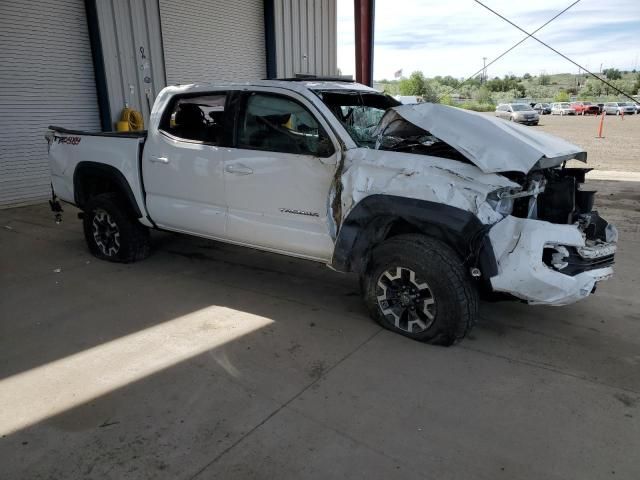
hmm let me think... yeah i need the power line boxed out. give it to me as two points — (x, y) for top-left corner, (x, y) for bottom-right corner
(437, 0), (580, 101)
(474, 0), (639, 104)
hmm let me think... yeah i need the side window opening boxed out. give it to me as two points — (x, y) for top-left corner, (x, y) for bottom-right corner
(237, 93), (334, 157)
(161, 93), (227, 144)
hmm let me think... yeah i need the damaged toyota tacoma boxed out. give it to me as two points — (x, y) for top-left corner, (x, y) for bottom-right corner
(47, 79), (617, 345)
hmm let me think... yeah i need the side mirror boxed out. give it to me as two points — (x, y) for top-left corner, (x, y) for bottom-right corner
(315, 137), (336, 160)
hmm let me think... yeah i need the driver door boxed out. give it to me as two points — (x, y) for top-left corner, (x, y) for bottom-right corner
(223, 91), (339, 261)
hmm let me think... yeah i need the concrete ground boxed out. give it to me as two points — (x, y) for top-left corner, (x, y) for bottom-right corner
(1, 176), (639, 479)
(484, 112), (640, 173)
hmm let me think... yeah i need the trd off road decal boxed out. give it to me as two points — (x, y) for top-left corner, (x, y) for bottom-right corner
(53, 135), (81, 145)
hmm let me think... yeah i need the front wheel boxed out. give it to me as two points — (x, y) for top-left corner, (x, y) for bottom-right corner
(83, 193), (150, 263)
(361, 235), (478, 346)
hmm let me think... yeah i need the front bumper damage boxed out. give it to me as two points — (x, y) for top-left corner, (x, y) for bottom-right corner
(488, 215), (615, 305)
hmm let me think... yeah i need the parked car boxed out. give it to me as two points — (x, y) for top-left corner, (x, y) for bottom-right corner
(570, 101), (600, 115)
(46, 79), (617, 346)
(394, 95), (423, 105)
(494, 103), (539, 125)
(532, 103), (551, 115)
(603, 102), (636, 115)
(550, 103), (576, 115)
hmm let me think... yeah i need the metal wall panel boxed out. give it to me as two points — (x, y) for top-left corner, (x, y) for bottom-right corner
(95, 0), (167, 129)
(0, 0), (101, 207)
(274, 0), (337, 78)
(159, 0), (266, 84)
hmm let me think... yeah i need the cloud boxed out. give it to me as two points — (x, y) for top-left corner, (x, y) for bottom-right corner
(337, 0), (640, 79)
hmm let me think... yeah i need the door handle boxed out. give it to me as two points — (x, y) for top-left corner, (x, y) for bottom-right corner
(149, 156), (169, 164)
(225, 163), (253, 175)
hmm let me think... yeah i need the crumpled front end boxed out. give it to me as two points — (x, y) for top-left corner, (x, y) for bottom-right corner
(489, 215), (615, 305)
(473, 164), (617, 305)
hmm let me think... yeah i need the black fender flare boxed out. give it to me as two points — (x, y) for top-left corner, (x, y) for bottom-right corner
(73, 161), (142, 218)
(330, 194), (497, 278)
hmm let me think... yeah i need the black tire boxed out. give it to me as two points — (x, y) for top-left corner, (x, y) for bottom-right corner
(83, 193), (150, 263)
(361, 234), (478, 346)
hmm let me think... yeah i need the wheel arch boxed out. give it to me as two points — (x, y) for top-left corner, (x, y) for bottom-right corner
(73, 162), (142, 218)
(331, 194), (497, 278)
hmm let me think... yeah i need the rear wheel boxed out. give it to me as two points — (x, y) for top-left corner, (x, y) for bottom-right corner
(83, 193), (150, 263)
(361, 235), (478, 346)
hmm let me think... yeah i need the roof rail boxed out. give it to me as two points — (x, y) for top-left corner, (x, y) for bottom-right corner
(268, 74), (355, 82)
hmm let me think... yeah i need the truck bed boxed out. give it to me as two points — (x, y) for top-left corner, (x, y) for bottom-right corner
(47, 125), (147, 216)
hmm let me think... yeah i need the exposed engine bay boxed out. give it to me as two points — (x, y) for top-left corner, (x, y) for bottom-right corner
(495, 167), (617, 277)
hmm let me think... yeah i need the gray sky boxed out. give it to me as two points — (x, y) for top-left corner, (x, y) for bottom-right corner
(337, 0), (640, 80)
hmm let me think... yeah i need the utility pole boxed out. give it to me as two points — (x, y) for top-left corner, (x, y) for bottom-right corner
(482, 57), (487, 83)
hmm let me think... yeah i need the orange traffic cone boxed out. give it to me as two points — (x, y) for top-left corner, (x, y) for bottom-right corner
(597, 111), (605, 138)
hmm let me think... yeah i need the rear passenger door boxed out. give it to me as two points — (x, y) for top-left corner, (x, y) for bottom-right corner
(142, 91), (233, 238)
(223, 90), (339, 261)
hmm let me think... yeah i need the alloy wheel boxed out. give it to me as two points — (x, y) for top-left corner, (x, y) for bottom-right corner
(92, 208), (121, 256)
(376, 266), (436, 333)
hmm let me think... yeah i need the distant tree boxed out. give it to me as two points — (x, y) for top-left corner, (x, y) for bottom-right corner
(398, 71), (427, 96)
(583, 78), (603, 97)
(486, 77), (504, 92)
(554, 90), (570, 102)
(633, 73), (640, 95)
(522, 73), (532, 80)
(473, 86), (492, 104)
(611, 78), (634, 96)
(603, 68), (622, 80)
(440, 94), (454, 106)
(539, 74), (551, 86)
(525, 84), (555, 100)
(439, 75), (460, 88)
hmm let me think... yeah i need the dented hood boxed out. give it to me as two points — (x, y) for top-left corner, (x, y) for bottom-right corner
(374, 103), (587, 174)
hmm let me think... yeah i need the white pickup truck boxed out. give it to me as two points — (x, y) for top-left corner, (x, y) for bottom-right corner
(47, 79), (617, 345)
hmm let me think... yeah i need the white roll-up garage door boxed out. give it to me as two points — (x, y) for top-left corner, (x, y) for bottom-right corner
(0, 0), (100, 207)
(159, 0), (266, 85)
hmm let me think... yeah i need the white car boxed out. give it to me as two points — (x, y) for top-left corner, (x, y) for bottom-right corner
(47, 79), (617, 345)
(550, 102), (576, 115)
(495, 103), (539, 125)
(603, 102), (636, 115)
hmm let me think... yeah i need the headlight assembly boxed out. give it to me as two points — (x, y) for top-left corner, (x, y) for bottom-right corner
(486, 187), (518, 216)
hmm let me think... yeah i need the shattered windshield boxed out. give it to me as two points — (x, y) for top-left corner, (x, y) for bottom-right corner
(314, 90), (400, 147)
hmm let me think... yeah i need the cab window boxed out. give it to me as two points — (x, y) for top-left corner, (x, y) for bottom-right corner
(237, 92), (334, 157)
(160, 93), (227, 144)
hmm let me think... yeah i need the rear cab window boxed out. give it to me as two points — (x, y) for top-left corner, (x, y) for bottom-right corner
(160, 93), (228, 145)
